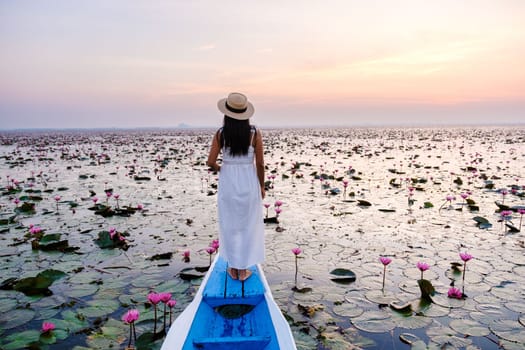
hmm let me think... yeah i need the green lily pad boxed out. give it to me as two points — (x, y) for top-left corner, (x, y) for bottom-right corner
(0, 297), (17, 313)
(12, 269), (66, 296)
(56, 310), (89, 333)
(426, 325), (472, 348)
(489, 319), (525, 343)
(36, 234), (71, 251)
(391, 312), (432, 330)
(352, 311), (396, 333)
(472, 216), (492, 229)
(39, 332), (57, 345)
(15, 202), (35, 214)
(364, 290), (398, 305)
(94, 230), (128, 250)
(329, 268), (356, 284)
(39, 233), (62, 244)
(130, 273), (165, 288)
(148, 252), (173, 261)
(417, 279), (435, 299)
(449, 319), (490, 337)
(332, 302), (364, 318)
(36, 307), (61, 320)
(411, 298), (449, 317)
(179, 267), (206, 281)
(319, 325), (364, 350)
(0, 308), (35, 330)
(399, 332), (421, 345)
(77, 298), (120, 318)
(85, 332), (122, 349)
(63, 283), (99, 298)
(0, 329), (41, 350)
(0, 215), (17, 225)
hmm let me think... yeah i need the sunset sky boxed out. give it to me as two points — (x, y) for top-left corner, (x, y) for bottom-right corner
(1, 0), (524, 129)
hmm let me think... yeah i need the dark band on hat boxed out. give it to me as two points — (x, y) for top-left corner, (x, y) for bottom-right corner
(225, 102), (247, 114)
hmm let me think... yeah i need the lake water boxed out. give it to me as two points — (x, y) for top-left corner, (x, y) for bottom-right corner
(0, 126), (524, 349)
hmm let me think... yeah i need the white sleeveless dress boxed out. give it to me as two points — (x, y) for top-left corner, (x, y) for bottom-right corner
(217, 130), (265, 269)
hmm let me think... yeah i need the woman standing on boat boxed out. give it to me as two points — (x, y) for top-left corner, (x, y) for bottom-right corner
(207, 92), (266, 282)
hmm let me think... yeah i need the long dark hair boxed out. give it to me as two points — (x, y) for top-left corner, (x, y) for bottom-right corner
(220, 116), (252, 156)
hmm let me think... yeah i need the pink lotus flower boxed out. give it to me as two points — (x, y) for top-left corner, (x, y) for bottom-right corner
(13, 198), (20, 205)
(30, 226), (42, 234)
(275, 207), (282, 216)
(167, 299), (177, 324)
(148, 292), (161, 334)
(500, 210), (513, 227)
(122, 309), (139, 347)
(291, 247), (302, 255)
(417, 262), (430, 271)
(159, 292), (172, 303)
(147, 292), (161, 305)
(41, 321), (55, 333)
(182, 250), (190, 262)
(109, 227), (117, 239)
(211, 239), (220, 250)
(137, 203), (143, 210)
(380, 256), (392, 290)
(206, 247), (216, 265)
(417, 262), (430, 279)
(54, 195), (61, 202)
(460, 193), (469, 200)
(518, 209), (525, 230)
(460, 252), (473, 262)
(122, 309), (139, 324)
(274, 200), (283, 207)
(501, 210), (513, 217)
(460, 252), (473, 286)
(92, 197), (98, 204)
(379, 256), (392, 266)
(106, 191), (112, 198)
(263, 203), (270, 218)
(292, 246), (301, 288)
(159, 292), (172, 330)
(448, 287), (463, 299)
(113, 193), (120, 199)
(501, 189), (508, 204)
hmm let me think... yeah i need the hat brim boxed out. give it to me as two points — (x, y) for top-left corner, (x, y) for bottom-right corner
(217, 98), (254, 120)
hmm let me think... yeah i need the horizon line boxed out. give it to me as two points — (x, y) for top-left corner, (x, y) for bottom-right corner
(1, 120), (525, 132)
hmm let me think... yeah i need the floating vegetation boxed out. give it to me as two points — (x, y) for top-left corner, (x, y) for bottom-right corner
(1, 269), (66, 296)
(1, 126), (525, 349)
(329, 268), (357, 284)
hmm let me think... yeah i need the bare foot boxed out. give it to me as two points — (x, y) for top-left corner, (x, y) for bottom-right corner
(238, 269), (252, 281)
(227, 267), (238, 280)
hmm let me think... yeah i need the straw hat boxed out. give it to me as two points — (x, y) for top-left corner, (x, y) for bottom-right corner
(217, 92), (254, 120)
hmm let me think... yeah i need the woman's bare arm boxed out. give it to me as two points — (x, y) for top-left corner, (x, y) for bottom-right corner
(254, 129), (265, 198)
(206, 131), (221, 171)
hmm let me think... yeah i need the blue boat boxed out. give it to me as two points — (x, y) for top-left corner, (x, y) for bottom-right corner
(161, 255), (297, 350)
